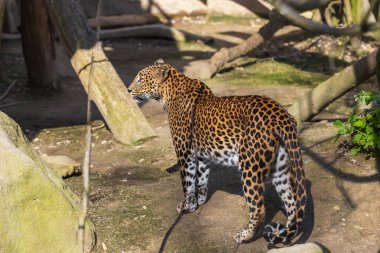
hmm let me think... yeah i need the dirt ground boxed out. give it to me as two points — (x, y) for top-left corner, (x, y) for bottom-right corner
(1, 18), (380, 253)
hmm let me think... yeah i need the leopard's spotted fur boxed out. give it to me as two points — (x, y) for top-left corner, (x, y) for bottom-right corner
(129, 59), (307, 244)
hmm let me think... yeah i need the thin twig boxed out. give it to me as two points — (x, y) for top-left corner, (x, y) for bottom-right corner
(92, 122), (105, 131)
(78, 0), (102, 252)
(0, 80), (17, 101)
(0, 101), (29, 108)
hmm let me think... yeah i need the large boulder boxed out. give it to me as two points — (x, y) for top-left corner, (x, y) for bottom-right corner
(0, 112), (95, 252)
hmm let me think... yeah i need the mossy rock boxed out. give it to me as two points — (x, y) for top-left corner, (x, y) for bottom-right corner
(0, 111), (95, 253)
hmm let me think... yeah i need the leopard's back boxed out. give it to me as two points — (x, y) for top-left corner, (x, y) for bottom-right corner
(193, 95), (293, 166)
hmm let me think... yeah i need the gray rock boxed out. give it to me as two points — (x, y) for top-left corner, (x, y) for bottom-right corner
(0, 111), (95, 252)
(41, 154), (81, 177)
(267, 243), (328, 253)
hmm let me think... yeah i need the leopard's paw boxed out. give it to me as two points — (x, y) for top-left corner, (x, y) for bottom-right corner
(197, 187), (208, 206)
(197, 194), (207, 206)
(176, 200), (197, 214)
(234, 228), (254, 244)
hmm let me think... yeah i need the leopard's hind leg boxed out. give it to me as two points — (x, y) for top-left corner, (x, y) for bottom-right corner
(264, 144), (297, 243)
(234, 134), (277, 243)
(196, 157), (210, 206)
(263, 123), (307, 244)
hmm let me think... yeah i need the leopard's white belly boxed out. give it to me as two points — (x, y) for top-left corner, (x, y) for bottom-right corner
(197, 149), (239, 167)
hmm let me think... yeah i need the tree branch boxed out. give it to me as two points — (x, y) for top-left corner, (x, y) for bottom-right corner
(184, 11), (288, 80)
(45, 0), (155, 144)
(284, 0), (332, 11)
(288, 49), (378, 123)
(274, 0), (380, 36)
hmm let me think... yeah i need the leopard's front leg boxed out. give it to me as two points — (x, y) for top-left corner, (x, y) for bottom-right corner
(177, 156), (198, 214)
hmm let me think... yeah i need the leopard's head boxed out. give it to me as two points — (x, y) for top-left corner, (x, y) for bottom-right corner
(128, 59), (170, 105)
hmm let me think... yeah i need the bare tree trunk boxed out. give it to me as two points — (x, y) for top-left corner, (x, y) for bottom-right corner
(5, 0), (19, 34)
(44, 0), (155, 144)
(0, 0), (5, 47)
(288, 49), (378, 123)
(184, 11), (288, 80)
(20, 0), (56, 87)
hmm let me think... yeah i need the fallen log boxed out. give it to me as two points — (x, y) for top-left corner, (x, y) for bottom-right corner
(99, 23), (212, 42)
(288, 49), (378, 123)
(45, 0), (155, 144)
(88, 14), (159, 29)
(184, 11), (288, 80)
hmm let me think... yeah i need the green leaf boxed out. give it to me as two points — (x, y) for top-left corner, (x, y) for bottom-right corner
(353, 133), (362, 143)
(367, 133), (375, 141)
(366, 125), (374, 135)
(352, 119), (366, 128)
(354, 91), (375, 105)
(348, 115), (358, 124)
(351, 147), (360, 155)
(339, 127), (348, 135)
(333, 120), (343, 128)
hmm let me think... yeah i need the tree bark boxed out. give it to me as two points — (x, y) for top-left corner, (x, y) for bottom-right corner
(285, 0), (331, 11)
(5, 0), (19, 34)
(70, 43), (155, 143)
(184, 11), (288, 80)
(44, 0), (155, 144)
(288, 49), (378, 123)
(88, 14), (159, 29)
(0, 0), (5, 47)
(20, 0), (56, 87)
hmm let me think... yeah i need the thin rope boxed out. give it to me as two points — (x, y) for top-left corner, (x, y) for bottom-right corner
(78, 0), (102, 252)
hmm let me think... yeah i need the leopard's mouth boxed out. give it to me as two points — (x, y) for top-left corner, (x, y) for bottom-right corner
(150, 94), (160, 101)
(132, 94), (149, 105)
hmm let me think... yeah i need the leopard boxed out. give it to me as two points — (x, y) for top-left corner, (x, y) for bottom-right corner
(128, 59), (307, 244)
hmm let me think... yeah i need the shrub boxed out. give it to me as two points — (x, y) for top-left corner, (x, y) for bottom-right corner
(333, 91), (380, 155)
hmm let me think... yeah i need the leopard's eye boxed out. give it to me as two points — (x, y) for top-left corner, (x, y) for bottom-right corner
(137, 76), (145, 85)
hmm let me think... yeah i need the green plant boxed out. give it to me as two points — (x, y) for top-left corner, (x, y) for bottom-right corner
(334, 91), (380, 155)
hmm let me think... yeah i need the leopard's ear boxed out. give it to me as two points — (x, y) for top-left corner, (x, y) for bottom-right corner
(160, 64), (170, 79)
(154, 58), (164, 65)
(156, 64), (170, 83)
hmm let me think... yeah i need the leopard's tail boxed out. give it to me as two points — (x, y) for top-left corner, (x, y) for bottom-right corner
(263, 120), (307, 244)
